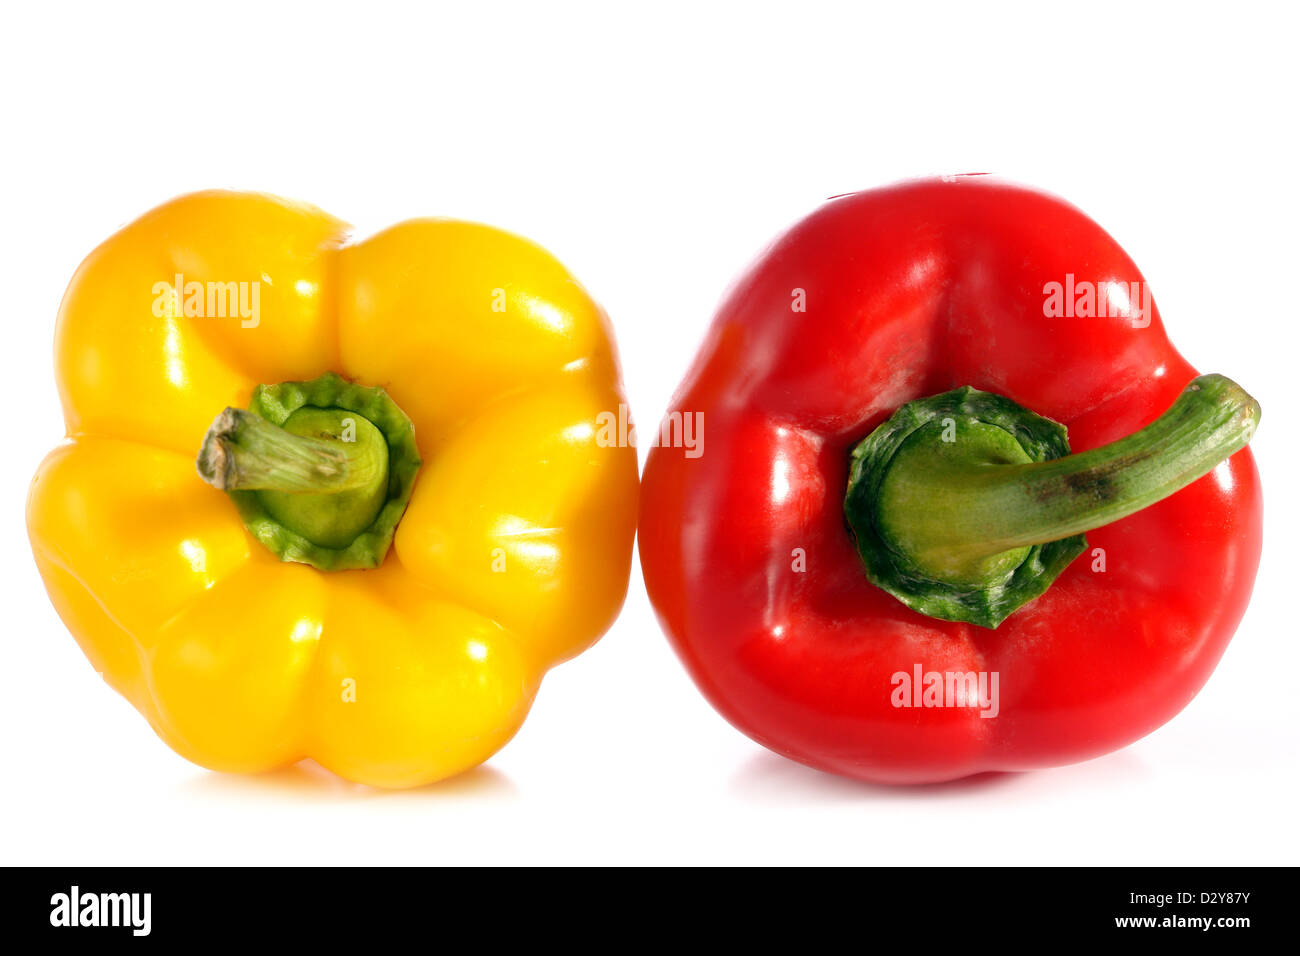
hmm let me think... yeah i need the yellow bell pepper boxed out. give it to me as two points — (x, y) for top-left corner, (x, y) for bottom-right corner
(27, 191), (639, 788)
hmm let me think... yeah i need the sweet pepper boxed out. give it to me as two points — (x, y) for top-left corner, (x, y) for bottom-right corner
(640, 176), (1262, 784)
(28, 191), (638, 788)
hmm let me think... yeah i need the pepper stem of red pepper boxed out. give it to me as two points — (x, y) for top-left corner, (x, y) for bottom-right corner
(844, 374), (1260, 628)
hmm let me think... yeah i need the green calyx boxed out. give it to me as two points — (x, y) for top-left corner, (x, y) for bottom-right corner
(844, 374), (1260, 628)
(197, 372), (421, 571)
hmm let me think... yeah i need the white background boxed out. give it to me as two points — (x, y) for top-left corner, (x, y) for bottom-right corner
(3, 1), (1297, 865)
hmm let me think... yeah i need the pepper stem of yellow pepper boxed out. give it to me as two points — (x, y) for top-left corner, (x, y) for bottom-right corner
(198, 407), (383, 493)
(194, 372), (421, 571)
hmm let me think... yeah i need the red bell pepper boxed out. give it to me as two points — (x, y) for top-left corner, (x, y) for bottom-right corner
(640, 176), (1262, 784)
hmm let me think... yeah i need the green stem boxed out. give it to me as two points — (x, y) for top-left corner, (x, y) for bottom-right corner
(197, 407), (383, 493)
(896, 374), (1257, 564)
(194, 372), (421, 571)
(845, 374), (1260, 628)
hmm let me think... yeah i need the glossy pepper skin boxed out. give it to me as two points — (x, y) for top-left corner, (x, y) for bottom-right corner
(639, 176), (1262, 784)
(28, 191), (638, 788)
